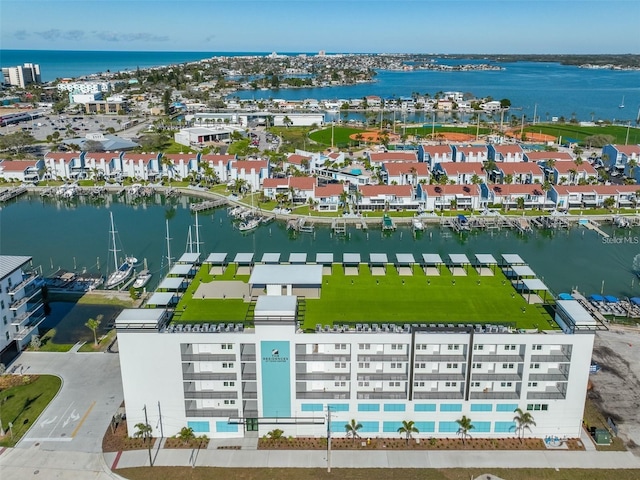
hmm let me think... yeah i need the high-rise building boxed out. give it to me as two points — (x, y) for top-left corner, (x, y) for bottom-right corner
(2, 63), (42, 88)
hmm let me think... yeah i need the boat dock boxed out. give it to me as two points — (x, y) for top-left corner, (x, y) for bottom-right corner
(190, 198), (228, 212)
(0, 186), (27, 202)
(514, 217), (532, 234)
(579, 218), (609, 238)
(287, 218), (314, 233)
(331, 218), (347, 235)
(382, 214), (396, 231)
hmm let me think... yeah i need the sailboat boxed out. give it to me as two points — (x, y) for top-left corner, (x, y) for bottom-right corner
(619, 96), (625, 109)
(104, 212), (137, 289)
(133, 258), (152, 289)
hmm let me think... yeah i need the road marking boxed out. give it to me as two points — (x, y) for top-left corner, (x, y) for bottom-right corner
(41, 416), (57, 428)
(111, 451), (123, 470)
(71, 401), (95, 438)
(23, 437), (73, 442)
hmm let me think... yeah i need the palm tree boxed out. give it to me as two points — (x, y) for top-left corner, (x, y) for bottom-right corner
(470, 174), (482, 185)
(134, 422), (152, 443)
(282, 116), (293, 128)
(178, 426), (196, 444)
(503, 174), (514, 185)
(85, 314), (103, 346)
(455, 415), (474, 445)
(267, 428), (284, 440)
(513, 408), (536, 442)
(397, 420), (419, 444)
(545, 159), (556, 182)
(345, 419), (362, 442)
(628, 158), (638, 179)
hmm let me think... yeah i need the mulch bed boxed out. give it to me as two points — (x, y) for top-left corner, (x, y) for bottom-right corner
(164, 437), (210, 449)
(259, 436), (583, 451)
(102, 420), (156, 452)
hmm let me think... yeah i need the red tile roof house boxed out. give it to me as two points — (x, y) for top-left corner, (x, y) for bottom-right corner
(482, 184), (552, 210)
(200, 154), (236, 184)
(382, 162), (430, 186)
(83, 152), (123, 180)
(228, 159), (269, 192)
(453, 145), (488, 163)
(550, 184), (640, 210)
(419, 144), (454, 168)
(313, 183), (346, 211)
(551, 161), (598, 185)
(356, 184), (417, 211)
(0, 159), (43, 182)
(367, 151), (418, 165)
(601, 144), (640, 172)
(262, 176), (316, 205)
(417, 184), (482, 212)
(121, 153), (162, 181)
(522, 151), (573, 163)
(496, 162), (545, 185)
(283, 154), (312, 174)
(488, 144), (524, 162)
(435, 162), (486, 184)
(162, 153), (199, 180)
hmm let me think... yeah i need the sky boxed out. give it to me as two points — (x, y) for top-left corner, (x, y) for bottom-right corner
(2, 0), (639, 54)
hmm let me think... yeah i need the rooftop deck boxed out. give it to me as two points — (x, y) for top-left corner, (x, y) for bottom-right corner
(170, 262), (559, 331)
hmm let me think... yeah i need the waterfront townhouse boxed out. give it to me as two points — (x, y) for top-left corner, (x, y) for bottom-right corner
(551, 161), (598, 185)
(162, 153), (199, 181)
(550, 185), (639, 210)
(83, 152), (122, 180)
(44, 151), (86, 180)
(481, 184), (551, 210)
(228, 159), (269, 192)
(356, 185), (417, 211)
(314, 164), (373, 186)
(0, 159), (43, 183)
(601, 144), (640, 173)
(418, 184), (482, 211)
(453, 145), (488, 163)
(200, 154), (236, 184)
(120, 153), (162, 181)
(382, 162), (429, 186)
(434, 162), (485, 185)
(364, 95), (382, 107)
(496, 163), (544, 185)
(313, 183), (346, 211)
(368, 151), (418, 166)
(419, 145), (454, 168)
(0, 255), (44, 359)
(262, 177), (316, 205)
(488, 144), (524, 163)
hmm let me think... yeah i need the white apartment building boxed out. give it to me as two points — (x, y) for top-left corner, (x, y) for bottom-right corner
(2, 63), (41, 88)
(56, 81), (112, 94)
(117, 264), (596, 441)
(0, 256), (44, 360)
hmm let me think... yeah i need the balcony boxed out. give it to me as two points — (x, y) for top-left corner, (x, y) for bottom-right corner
(296, 373), (349, 381)
(182, 372), (237, 381)
(356, 355), (408, 362)
(8, 273), (38, 296)
(242, 392), (258, 399)
(412, 391), (464, 400)
(241, 372), (257, 381)
(296, 354), (351, 362)
(356, 373), (408, 381)
(185, 408), (238, 418)
(528, 371), (569, 381)
(181, 354), (236, 362)
(530, 354), (571, 363)
(472, 373), (522, 381)
(357, 392), (407, 400)
(469, 391), (521, 400)
(296, 391), (350, 399)
(241, 353), (256, 361)
(414, 373), (465, 381)
(414, 354), (466, 362)
(183, 391), (238, 399)
(472, 354), (524, 362)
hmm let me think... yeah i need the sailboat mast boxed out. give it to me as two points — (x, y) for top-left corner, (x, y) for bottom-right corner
(195, 211), (201, 254)
(110, 212), (119, 271)
(165, 219), (173, 269)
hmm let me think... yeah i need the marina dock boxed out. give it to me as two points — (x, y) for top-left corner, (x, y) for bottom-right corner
(382, 214), (396, 231)
(579, 218), (609, 238)
(331, 218), (347, 235)
(0, 186), (27, 202)
(190, 198), (228, 212)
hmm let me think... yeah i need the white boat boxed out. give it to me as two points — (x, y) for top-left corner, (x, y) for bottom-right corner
(412, 217), (425, 231)
(619, 96), (625, 109)
(238, 218), (260, 232)
(104, 212), (136, 289)
(133, 269), (152, 289)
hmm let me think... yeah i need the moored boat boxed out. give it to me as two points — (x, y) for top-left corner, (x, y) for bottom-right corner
(133, 269), (152, 289)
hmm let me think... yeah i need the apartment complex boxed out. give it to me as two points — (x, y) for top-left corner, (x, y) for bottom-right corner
(2, 63), (41, 88)
(117, 261), (596, 441)
(0, 255), (44, 362)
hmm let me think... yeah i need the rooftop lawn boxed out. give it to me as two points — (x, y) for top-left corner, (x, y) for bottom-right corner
(172, 263), (557, 331)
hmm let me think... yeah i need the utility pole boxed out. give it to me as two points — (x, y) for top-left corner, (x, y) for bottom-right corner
(326, 405), (332, 473)
(143, 405), (153, 467)
(157, 401), (164, 438)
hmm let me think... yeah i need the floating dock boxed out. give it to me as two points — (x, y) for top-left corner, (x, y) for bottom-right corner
(579, 218), (609, 238)
(0, 186), (27, 202)
(190, 198), (228, 212)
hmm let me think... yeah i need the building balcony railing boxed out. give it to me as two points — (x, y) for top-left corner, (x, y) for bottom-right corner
(414, 373), (466, 381)
(185, 408), (238, 418)
(414, 354), (467, 362)
(296, 373), (349, 381)
(469, 391), (521, 400)
(240, 354), (256, 361)
(242, 392), (258, 399)
(296, 354), (351, 362)
(357, 373), (408, 381)
(528, 372), (569, 381)
(471, 373), (522, 381)
(412, 391), (464, 400)
(8, 273), (38, 296)
(472, 354), (524, 362)
(530, 354), (571, 363)
(241, 372), (257, 381)
(356, 355), (409, 362)
(357, 392), (407, 400)
(296, 392), (350, 399)
(526, 391), (566, 400)
(181, 354), (237, 362)
(183, 391), (238, 400)
(182, 372), (237, 381)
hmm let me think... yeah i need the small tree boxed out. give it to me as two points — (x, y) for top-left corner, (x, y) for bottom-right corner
(85, 314), (103, 346)
(456, 415), (475, 445)
(603, 196), (616, 210)
(345, 419), (363, 441)
(30, 335), (42, 351)
(134, 422), (152, 443)
(397, 420), (419, 444)
(516, 196), (525, 210)
(177, 426), (196, 445)
(267, 428), (284, 440)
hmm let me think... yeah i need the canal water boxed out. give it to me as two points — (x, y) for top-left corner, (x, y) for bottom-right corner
(1, 193), (638, 301)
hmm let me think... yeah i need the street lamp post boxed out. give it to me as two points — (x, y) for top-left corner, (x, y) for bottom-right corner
(326, 405), (332, 473)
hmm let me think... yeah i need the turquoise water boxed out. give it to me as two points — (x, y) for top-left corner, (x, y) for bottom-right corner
(0, 194), (638, 299)
(2, 50), (639, 121)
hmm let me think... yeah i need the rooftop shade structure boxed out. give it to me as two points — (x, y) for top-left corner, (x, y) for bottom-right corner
(168, 264), (193, 276)
(234, 253), (254, 264)
(115, 308), (167, 327)
(178, 253), (200, 264)
(520, 278), (549, 291)
(255, 295), (298, 317)
(369, 253), (388, 264)
(511, 265), (537, 277)
(146, 292), (176, 307)
(395, 253), (416, 265)
(289, 253), (307, 264)
(502, 254), (526, 265)
(206, 253), (227, 264)
(249, 264), (323, 286)
(475, 254), (498, 265)
(315, 253), (334, 264)
(449, 253), (471, 265)
(422, 253), (444, 264)
(343, 253), (361, 265)
(261, 253), (281, 264)
(157, 277), (185, 290)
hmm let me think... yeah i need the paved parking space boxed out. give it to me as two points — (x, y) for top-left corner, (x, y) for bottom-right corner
(13, 351), (123, 453)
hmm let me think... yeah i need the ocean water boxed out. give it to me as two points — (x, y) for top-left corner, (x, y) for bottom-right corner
(1, 50), (639, 122)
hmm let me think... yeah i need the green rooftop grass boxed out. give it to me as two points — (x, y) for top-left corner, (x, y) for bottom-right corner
(172, 263), (557, 331)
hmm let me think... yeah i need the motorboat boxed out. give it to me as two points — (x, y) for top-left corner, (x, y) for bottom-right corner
(133, 269), (152, 289)
(412, 217), (425, 231)
(238, 218), (260, 232)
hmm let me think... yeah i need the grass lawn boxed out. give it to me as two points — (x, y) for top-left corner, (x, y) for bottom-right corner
(78, 328), (117, 352)
(0, 375), (62, 447)
(116, 467), (640, 480)
(175, 264), (555, 331)
(309, 127), (367, 147)
(32, 328), (74, 352)
(523, 123), (640, 145)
